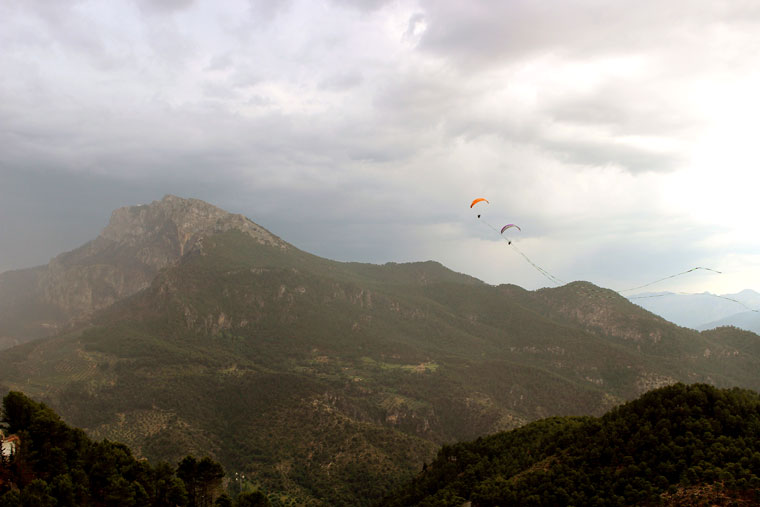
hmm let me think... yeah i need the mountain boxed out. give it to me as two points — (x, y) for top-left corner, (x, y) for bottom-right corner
(381, 383), (760, 506)
(628, 289), (760, 330)
(1, 196), (760, 504)
(0, 195), (285, 350)
(698, 311), (760, 335)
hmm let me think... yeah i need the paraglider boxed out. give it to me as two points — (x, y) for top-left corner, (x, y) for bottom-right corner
(470, 198), (488, 217)
(500, 224), (521, 245)
(468, 197), (733, 299)
(469, 197), (562, 286)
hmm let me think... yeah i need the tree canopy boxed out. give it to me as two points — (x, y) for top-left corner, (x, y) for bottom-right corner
(0, 391), (235, 507)
(382, 383), (760, 506)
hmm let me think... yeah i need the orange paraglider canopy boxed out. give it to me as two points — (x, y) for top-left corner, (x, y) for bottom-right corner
(470, 198), (489, 208)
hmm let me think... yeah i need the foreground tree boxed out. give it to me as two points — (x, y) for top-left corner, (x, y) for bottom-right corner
(0, 391), (229, 506)
(178, 455), (225, 507)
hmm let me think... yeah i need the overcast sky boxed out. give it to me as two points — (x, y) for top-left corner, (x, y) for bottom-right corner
(2, 0), (760, 296)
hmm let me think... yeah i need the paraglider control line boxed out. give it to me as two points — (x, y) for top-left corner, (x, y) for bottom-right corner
(467, 198), (753, 312)
(617, 267), (723, 293)
(478, 216), (565, 286)
(628, 291), (760, 313)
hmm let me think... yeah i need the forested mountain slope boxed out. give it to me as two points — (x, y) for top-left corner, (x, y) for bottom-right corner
(383, 383), (760, 506)
(1, 197), (760, 504)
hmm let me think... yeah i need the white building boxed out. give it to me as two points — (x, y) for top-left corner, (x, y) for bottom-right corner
(1, 430), (19, 457)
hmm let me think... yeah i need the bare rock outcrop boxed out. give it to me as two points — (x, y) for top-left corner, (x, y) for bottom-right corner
(0, 195), (286, 347)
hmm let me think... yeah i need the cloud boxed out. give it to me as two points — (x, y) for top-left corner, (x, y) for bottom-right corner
(2, 0), (760, 294)
(403, 0), (760, 175)
(404, 13), (427, 43)
(414, 0), (760, 67)
(318, 71), (364, 91)
(329, 0), (396, 13)
(246, 0), (294, 23)
(134, 0), (195, 15)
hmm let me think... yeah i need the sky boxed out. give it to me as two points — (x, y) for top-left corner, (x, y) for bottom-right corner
(2, 0), (760, 296)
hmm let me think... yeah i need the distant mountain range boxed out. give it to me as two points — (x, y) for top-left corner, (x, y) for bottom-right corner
(628, 289), (760, 334)
(1, 196), (760, 505)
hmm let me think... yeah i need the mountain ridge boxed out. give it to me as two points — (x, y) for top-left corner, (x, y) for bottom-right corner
(2, 196), (760, 504)
(0, 195), (287, 349)
(628, 289), (760, 330)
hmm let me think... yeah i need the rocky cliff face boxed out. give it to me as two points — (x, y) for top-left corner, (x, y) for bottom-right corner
(0, 195), (287, 347)
(101, 195), (285, 254)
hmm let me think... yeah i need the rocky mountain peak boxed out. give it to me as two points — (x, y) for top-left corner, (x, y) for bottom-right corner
(0, 196), (288, 347)
(101, 194), (286, 254)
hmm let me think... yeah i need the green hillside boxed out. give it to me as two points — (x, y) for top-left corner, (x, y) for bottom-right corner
(382, 383), (760, 506)
(0, 391), (226, 507)
(1, 224), (760, 504)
